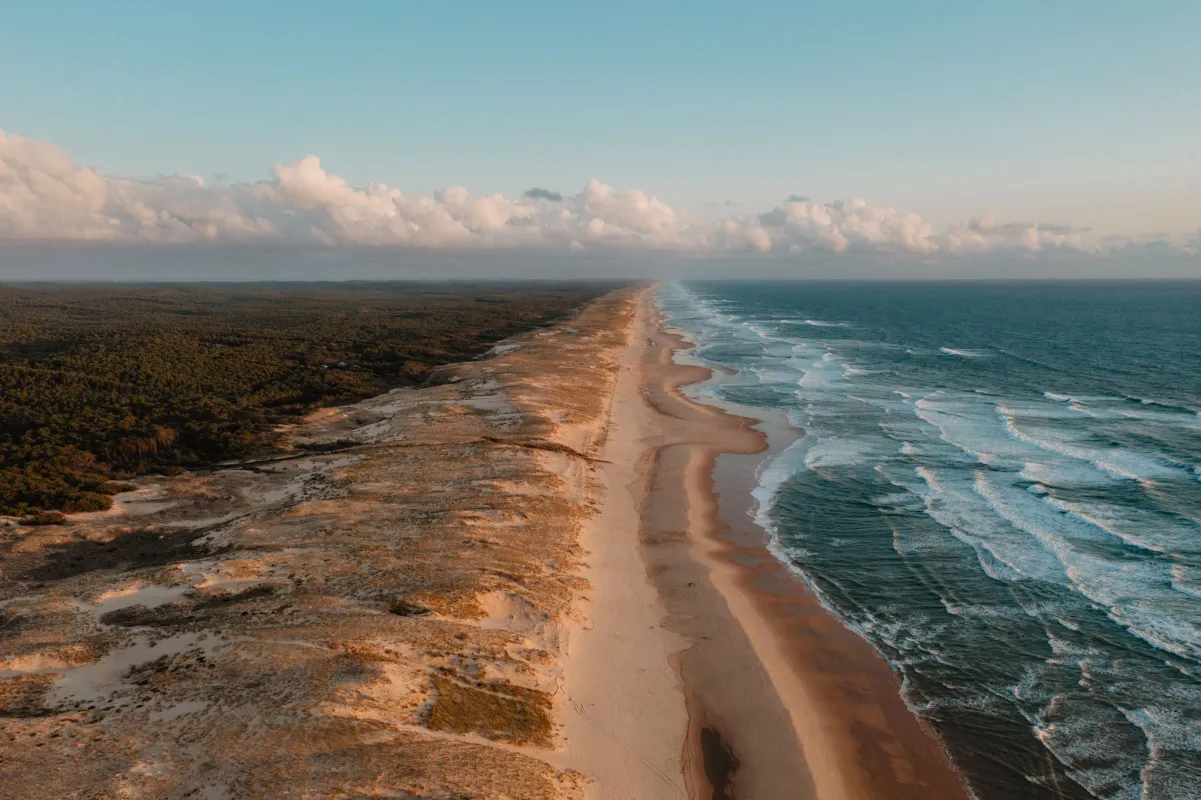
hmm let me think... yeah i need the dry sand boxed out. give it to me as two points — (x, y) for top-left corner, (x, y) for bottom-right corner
(553, 291), (691, 800)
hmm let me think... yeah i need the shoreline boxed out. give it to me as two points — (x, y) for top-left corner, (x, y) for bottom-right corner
(636, 288), (969, 798)
(1, 281), (971, 799)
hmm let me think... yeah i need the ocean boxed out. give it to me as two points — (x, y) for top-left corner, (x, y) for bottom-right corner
(657, 281), (1201, 800)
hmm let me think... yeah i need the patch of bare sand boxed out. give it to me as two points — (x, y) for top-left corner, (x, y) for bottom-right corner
(553, 293), (692, 800)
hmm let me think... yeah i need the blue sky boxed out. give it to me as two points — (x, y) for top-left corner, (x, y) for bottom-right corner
(1, 0), (1199, 255)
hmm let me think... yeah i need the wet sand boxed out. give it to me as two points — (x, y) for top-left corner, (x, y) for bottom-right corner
(636, 289), (969, 799)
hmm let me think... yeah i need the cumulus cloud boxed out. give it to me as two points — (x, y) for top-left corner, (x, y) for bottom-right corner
(0, 130), (275, 242)
(737, 197), (937, 254)
(0, 128), (1193, 258)
(937, 213), (1094, 253)
(253, 159), (693, 249)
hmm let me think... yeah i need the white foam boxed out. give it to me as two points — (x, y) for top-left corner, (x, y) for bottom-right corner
(913, 394), (1027, 467)
(803, 437), (879, 470)
(750, 436), (810, 537)
(1046, 497), (1201, 558)
(778, 318), (848, 327)
(939, 347), (989, 358)
(751, 364), (805, 386)
(972, 472), (1201, 663)
(842, 364), (870, 377)
(1119, 706), (1201, 799)
(902, 465), (1063, 583)
(997, 404), (1183, 484)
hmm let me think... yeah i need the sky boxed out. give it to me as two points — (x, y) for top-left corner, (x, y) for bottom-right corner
(1, 0), (1199, 276)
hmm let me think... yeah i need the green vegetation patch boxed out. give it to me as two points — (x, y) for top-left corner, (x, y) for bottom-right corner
(426, 671), (553, 747)
(0, 281), (616, 515)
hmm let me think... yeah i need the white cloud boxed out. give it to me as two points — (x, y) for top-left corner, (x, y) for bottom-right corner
(0, 129), (275, 242)
(938, 213), (1094, 254)
(0, 128), (1193, 257)
(728, 197), (939, 254)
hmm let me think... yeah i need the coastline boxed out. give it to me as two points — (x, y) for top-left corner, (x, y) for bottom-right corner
(634, 287), (969, 798)
(1, 281), (971, 799)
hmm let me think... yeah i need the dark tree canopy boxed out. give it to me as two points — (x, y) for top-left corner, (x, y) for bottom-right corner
(0, 281), (616, 516)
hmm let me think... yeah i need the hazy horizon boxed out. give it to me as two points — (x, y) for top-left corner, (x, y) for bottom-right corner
(2, 244), (1200, 282)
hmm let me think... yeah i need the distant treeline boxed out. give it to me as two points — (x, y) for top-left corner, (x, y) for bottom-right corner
(0, 281), (616, 516)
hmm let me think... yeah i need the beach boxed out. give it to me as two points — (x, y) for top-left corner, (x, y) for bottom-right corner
(560, 284), (967, 798)
(1, 283), (968, 799)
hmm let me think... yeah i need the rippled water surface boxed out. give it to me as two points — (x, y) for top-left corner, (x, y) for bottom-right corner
(658, 281), (1201, 799)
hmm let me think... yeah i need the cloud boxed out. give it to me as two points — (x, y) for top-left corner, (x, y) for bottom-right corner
(938, 213), (1095, 254)
(0, 129), (1194, 259)
(254, 159), (694, 249)
(523, 187), (563, 202)
(0, 129), (275, 242)
(742, 198), (937, 254)
(1100, 230), (1200, 259)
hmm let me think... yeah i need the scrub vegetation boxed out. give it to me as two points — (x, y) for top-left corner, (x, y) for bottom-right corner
(0, 281), (612, 515)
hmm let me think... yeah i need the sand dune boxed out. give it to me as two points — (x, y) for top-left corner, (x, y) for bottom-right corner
(0, 290), (639, 799)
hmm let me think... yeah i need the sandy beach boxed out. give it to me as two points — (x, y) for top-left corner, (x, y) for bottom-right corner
(630, 286), (971, 798)
(1, 283), (967, 799)
(558, 284), (968, 798)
